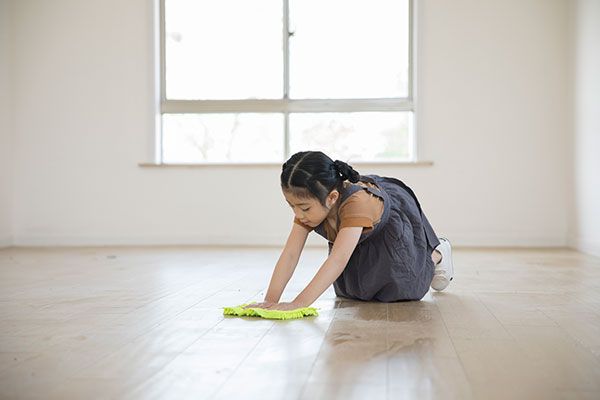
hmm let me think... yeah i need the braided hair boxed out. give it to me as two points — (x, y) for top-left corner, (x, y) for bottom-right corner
(280, 151), (360, 207)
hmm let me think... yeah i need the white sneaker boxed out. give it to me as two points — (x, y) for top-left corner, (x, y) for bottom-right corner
(431, 237), (454, 291)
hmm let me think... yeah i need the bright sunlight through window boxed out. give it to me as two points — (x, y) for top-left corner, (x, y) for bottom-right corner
(159, 0), (414, 164)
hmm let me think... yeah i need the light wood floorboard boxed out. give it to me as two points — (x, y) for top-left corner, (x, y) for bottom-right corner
(0, 246), (599, 399)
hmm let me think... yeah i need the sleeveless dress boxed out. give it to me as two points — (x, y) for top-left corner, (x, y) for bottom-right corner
(313, 174), (441, 302)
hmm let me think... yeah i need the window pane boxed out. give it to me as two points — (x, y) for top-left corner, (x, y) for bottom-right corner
(162, 114), (284, 163)
(165, 0), (283, 100)
(289, 112), (412, 161)
(289, 0), (409, 99)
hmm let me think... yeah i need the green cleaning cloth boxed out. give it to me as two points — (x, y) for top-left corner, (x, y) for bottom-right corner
(223, 303), (319, 320)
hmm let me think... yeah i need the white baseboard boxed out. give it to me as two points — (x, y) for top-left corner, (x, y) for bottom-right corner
(437, 230), (567, 248)
(567, 235), (600, 258)
(10, 233), (326, 248)
(0, 235), (12, 249)
(10, 230), (568, 248)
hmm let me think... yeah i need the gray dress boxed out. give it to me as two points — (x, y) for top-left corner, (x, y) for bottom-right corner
(313, 174), (441, 302)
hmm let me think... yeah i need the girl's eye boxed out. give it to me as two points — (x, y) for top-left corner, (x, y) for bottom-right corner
(301, 208), (310, 212)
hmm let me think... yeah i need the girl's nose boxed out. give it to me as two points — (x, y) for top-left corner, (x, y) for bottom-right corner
(295, 212), (307, 221)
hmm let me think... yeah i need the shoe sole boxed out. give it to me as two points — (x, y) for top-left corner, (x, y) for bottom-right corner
(431, 237), (453, 291)
(431, 275), (449, 291)
(439, 237), (454, 281)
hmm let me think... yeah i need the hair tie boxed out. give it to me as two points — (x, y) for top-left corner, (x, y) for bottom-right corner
(334, 160), (343, 171)
(334, 160), (348, 180)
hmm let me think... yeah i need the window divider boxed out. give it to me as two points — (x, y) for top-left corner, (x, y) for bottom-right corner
(162, 98), (413, 114)
(283, 0), (290, 158)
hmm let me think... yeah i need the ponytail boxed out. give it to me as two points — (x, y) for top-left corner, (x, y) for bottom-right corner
(333, 160), (360, 183)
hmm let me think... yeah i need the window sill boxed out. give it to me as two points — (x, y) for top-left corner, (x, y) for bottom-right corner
(138, 161), (434, 168)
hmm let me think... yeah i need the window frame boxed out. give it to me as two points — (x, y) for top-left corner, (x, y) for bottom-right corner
(155, 0), (417, 165)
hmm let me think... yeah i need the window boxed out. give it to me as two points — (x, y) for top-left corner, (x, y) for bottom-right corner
(158, 0), (415, 164)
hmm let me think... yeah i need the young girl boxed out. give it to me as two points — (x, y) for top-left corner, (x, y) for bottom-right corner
(244, 151), (454, 311)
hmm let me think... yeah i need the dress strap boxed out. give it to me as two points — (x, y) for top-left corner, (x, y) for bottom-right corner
(339, 181), (367, 203)
(360, 175), (383, 199)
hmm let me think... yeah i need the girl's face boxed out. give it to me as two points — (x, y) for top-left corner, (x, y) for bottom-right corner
(283, 189), (339, 227)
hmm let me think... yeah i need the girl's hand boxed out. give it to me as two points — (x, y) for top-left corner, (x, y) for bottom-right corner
(265, 301), (306, 311)
(243, 301), (276, 309)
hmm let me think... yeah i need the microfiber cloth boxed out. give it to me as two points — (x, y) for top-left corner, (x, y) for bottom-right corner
(223, 303), (319, 320)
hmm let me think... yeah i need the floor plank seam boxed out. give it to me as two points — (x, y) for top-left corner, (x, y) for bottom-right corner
(434, 292), (473, 398)
(295, 298), (342, 400)
(206, 293), (278, 400)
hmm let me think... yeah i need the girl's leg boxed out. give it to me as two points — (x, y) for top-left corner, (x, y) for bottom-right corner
(431, 249), (442, 265)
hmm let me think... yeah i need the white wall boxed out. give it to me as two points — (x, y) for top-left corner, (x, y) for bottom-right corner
(8, 0), (572, 247)
(417, 0), (570, 247)
(0, 0), (13, 248)
(570, 0), (600, 257)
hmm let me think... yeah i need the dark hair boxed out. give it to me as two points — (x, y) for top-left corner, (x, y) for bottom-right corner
(280, 151), (360, 207)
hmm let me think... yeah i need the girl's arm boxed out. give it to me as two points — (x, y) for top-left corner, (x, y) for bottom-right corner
(262, 223), (311, 303)
(293, 226), (363, 307)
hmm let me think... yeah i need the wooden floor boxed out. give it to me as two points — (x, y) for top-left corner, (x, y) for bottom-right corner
(1, 246), (600, 400)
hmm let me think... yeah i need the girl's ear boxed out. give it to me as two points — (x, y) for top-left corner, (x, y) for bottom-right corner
(327, 190), (340, 207)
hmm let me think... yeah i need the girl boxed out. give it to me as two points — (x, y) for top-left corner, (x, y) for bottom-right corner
(244, 151), (454, 311)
